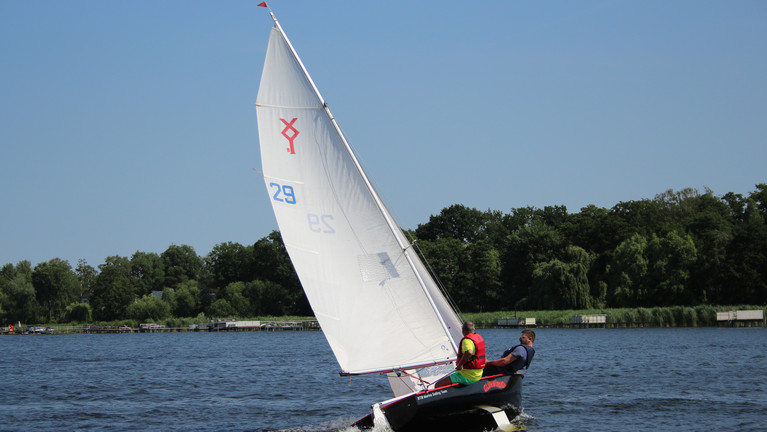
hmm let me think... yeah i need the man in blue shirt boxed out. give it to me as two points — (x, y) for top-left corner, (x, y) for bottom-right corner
(483, 330), (535, 376)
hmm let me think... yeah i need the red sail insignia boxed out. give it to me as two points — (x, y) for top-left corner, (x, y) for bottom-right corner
(281, 118), (299, 154)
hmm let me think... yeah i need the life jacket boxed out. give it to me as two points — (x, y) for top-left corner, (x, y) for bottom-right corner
(504, 344), (535, 372)
(458, 333), (486, 370)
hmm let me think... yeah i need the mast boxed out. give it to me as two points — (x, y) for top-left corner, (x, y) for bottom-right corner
(265, 13), (459, 357)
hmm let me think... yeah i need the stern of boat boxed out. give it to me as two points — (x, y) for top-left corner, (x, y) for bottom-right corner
(354, 373), (524, 431)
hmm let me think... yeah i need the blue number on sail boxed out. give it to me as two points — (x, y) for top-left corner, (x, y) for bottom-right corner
(308, 214), (335, 233)
(270, 183), (297, 204)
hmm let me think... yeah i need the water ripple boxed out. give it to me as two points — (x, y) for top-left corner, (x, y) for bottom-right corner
(2, 328), (766, 431)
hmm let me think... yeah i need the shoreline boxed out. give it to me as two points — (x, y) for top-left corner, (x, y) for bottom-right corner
(5, 305), (765, 335)
(3, 321), (764, 336)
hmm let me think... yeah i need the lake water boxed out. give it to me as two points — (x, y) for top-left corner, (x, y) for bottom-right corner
(1, 327), (765, 431)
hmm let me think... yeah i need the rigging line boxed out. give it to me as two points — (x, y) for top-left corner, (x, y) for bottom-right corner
(388, 369), (435, 393)
(409, 239), (463, 317)
(397, 369), (433, 385)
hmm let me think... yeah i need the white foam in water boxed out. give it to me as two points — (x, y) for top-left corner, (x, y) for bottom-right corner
(509, 408), (533, 430)
(513, 408), (533, 422)
(370, 403), (394, 432)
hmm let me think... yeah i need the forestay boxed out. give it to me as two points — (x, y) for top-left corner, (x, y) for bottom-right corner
(255, 22), (463, 378)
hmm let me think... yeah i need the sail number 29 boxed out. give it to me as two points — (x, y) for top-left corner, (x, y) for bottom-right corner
(269, 182), (296, 204)
(308, 214), (335, 234)
(268, 182), (334, 234)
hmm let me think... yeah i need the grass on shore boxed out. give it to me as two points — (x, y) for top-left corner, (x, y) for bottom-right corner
(462, 304), (767, 328)
(27, 305), (767, 331)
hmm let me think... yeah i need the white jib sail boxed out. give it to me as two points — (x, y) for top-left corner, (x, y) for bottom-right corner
(256, 22), (463, 380)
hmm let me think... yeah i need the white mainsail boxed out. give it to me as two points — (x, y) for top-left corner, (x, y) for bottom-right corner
(256, 17), (463, 385)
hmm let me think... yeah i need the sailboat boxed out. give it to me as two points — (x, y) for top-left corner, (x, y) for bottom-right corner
(255, 10), (524, 432)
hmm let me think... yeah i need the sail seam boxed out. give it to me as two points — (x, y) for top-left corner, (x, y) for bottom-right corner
(261, 174), (305, 184)
(255, 103), (323, 110)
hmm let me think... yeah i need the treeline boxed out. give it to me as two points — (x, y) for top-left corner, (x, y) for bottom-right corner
(413, 185), (767, 312)
(0, 232), (309, 324)
(1, 185), (765, 324)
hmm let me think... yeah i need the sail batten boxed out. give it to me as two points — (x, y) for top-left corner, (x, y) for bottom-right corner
(256, 21), (463, 389)
(255, 103), (323, 110)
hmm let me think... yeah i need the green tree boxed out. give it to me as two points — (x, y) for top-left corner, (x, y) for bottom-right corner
(65, 302), (92, 322)
(0, 261), (40, 323)
(166, 280), (202, 317)
(415, 237), (465, 310)
(482, 209), (512, 252)
(681, 190), (733, 304)
(161, 245), (201, 288)
(537, 205), (570, 228)
(654, 187), (703, 228)
(565, 205), (615, 252)
(90, 256), (135, 321)
(751, 183), (767, 215)
(530, 246), (593, 309)
(606, 233), (649, 307)
(458, 240), (503, 312)
(725, 188), (767, 303)
(244, 279), (290, 316)
(502, 220), (567, 308)
(0, 282), (5, 322)
(0, 263), (12, 321)
(208, 298), (235, 317)
(416, 204), (488, 243)
(205, 242), (255, 292)
(224, 281), (252, 317)
(611, 199), (670, 239)
(76, 259), (97, 298)
(127, 294), (171, 322)
(130, 252), (165, 296)
(646, 231), (697, 305)
(252, 231), (308, 315)
(32, 259), (80, 322)
(562, 205), (619, 299)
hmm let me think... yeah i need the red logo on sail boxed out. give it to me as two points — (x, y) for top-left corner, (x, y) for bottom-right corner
(281, 118), (299, 154)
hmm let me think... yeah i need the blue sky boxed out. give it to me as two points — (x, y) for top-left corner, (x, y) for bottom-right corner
(2, 0), (765, 268)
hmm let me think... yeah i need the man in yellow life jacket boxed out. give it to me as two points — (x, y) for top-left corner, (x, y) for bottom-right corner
(434, 321), (486, 388)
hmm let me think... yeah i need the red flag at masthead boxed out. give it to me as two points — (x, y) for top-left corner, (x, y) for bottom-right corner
(258, 2), (267, 7)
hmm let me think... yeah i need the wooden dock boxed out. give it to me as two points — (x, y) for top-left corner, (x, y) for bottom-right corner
(716, 310), (765, 327)
(497, 317), (536, 328)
